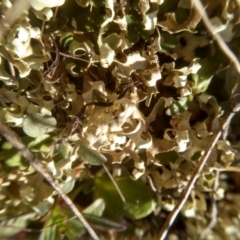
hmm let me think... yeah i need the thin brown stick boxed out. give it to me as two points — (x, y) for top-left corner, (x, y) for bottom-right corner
(40, 20), (46, 42)
(102, 164), (126, 203)
(51, 49), (91, 61)
(158, 111), (235, 240)
(158, 0), (240, 238)
(192, 0), (240, 73)
(43, 34), (61, 83)
(0, 120), (99, 240)
(53, 5), (59, 21)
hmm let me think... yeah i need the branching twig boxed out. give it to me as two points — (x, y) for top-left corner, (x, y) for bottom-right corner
(0, 120), (99, 240)
(43, 34), (61, 83)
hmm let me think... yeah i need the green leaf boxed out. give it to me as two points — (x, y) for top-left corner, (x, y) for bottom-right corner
(155, 150), (178, 165)
(0, 213), (36, 237)
(83, 198), (105, 216)
(84, 214), (126, 231)
(120, 179), (155, 219)
(41, 224), (61, 240)
(161, 31), (178, 52)
(127, 26), (139, 43)
(23, 113), (57, 138)
(66, 199), (124, 233)
(52, 142), (71, 162)
(0, 141), (27, 169)
(191, 58), (214, 95)
(65, 199), (106, 238)
(78, 141), (107, 165)
(59, 179), (75, 194)
(26, 134), (51, 148)
(0, 135), (52, 169)
(65, 219), (86, 240)
(94, 177), (155, 220)
(2, 150), (26, 168)
(166, 97), (189, 115)
(40, 208), (63, 240)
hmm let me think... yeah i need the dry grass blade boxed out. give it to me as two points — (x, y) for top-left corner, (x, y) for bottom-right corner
(0, 120), (99, 240)
(102, 164), (126, 203)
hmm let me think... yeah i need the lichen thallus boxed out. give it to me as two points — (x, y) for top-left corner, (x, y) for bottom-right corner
(158, 64), (240, 240)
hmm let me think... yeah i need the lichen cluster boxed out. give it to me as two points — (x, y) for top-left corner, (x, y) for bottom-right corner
(0, 0), (240, 239)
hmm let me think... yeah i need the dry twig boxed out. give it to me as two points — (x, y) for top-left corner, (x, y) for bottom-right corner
(192, 0), (240, 73)
(157, 0), (240, 238)
(158, 110), (237, 240)
(0, 1), (100, 239)
(0, 120), (99, 240)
